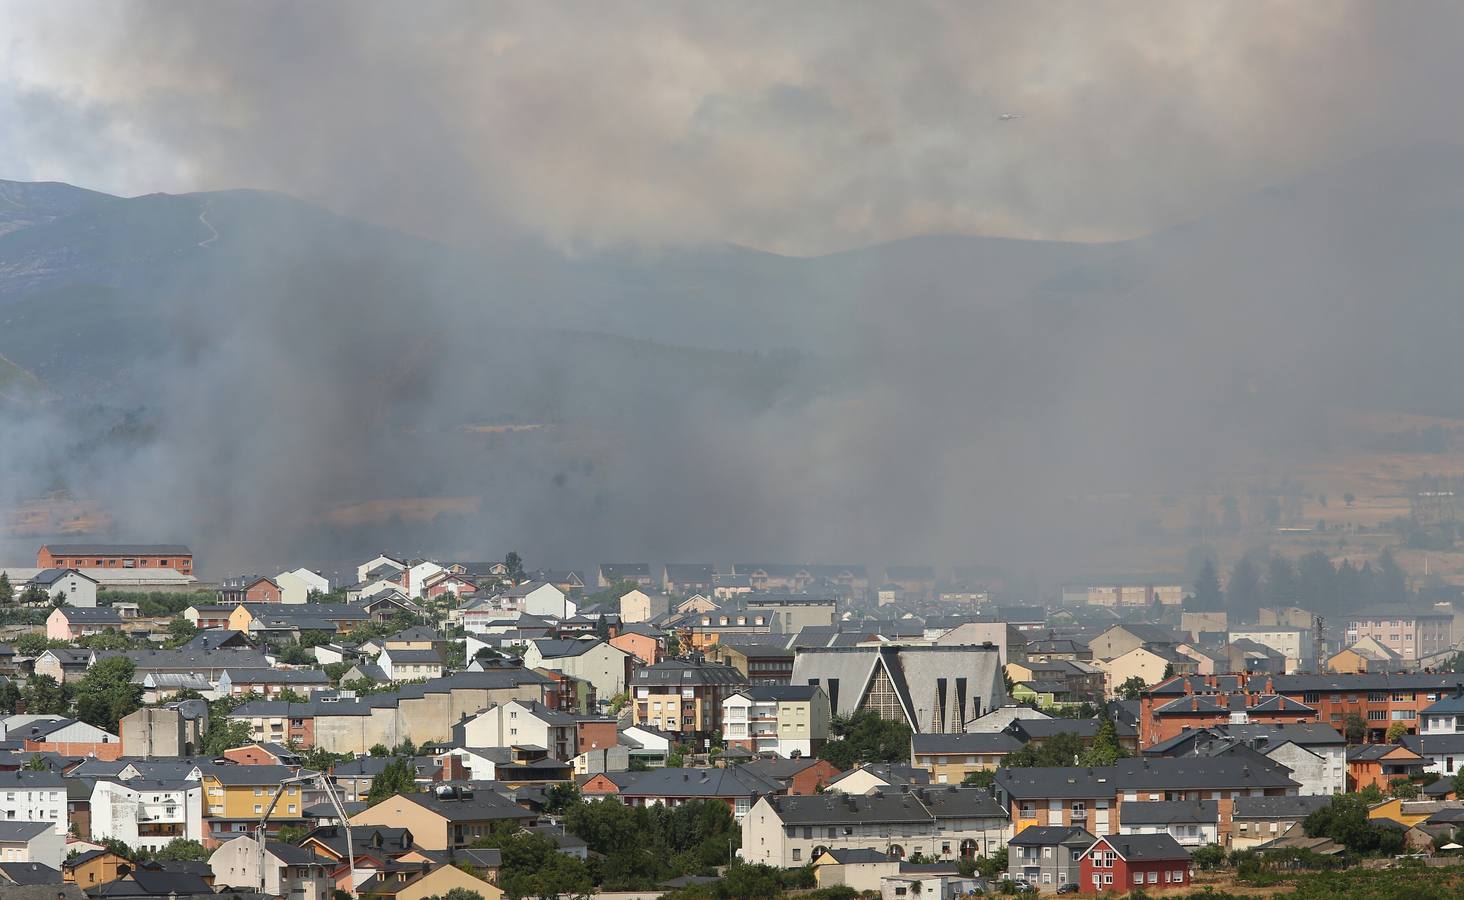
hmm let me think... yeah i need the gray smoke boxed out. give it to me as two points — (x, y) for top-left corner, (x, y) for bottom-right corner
(3, 2), (1464, 579)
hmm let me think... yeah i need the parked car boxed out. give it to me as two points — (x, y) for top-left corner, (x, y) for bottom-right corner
(1002, 880), (1035, 894)
(1056, 884), (1080, 894)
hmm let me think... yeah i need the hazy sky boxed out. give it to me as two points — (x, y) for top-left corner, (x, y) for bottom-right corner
(4, 1), (1459, 254)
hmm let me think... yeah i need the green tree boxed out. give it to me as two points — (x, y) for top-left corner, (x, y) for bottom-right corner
(1188, 558), (1223, 612)
(816, 712), (912, 769)
(1386, 721), (1409, 743)
(75, 656), (143, 730)
(13, 632), (67, 656)
(164, 617), (199, 648)
(21, 674), (70, 715)
(153, 839), (210, 861)
(1079, 717), (1128, 767)
(76, 630), (137, 651)
(424, 890), (487, 900)
(543, 781), (580, 815)
(961, 770), (995, 788)
(504, 552), (527, 585)
(491, 830), (593, 900)
(369, 743), (392, 757)
(18, 583), (48, 605)
(0, 572), (12, 605)
(0, 679), (20, 714)
(1389, 777), (1419, 799)
(366, 757), (416, 804)
(1191, 843), (1227, 870)
(1304, 794), (1406, 855)
(275, 824), (309, 845)
(1227, 555), (1264, 619)
(1344, 712), (1367, 743)
(1006, 732), (1086, 768)
(1116, 676), (1148, 701)
(23, 754), (50, 771)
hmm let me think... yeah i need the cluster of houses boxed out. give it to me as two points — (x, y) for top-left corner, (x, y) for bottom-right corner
(5, 546), (1464, 897)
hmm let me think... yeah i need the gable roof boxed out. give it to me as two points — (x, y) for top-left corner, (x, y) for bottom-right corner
(1089, 833), (1190, 862)
(1007, 825), (1096, 847)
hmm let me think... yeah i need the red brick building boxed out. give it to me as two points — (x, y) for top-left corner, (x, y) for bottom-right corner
(576, 718), (620, 755)
(37, 543), (193, 575)
(217, 575), (282, 604)
(1080, 834), (1191, 893)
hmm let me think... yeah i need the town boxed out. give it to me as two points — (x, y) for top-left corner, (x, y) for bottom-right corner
(0, 545), (1458, 899)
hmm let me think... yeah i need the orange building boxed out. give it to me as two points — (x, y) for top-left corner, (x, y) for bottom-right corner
(608, 630), (660, 666)
(37, 543), (192, 575)
(1347, 743), (1425, 792)
(1138, 676), (1319, 748)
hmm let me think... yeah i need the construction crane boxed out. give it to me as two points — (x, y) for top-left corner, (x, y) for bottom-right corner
(254, 771), (357, 897)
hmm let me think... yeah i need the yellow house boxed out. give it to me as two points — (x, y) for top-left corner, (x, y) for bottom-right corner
(371, 863), (504, 900)
(226, 603), (255, 633)
(1367, 798), (1434, 828)
(350, 791), (536, 851)
(910, 732), (1024, 784)
(202, 765), (303, 844)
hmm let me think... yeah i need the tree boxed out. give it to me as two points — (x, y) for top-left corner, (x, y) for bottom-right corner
(424, 891), (487, 900)
(1377, 547), (1407, 602)
(816, 712), (913, 769)
(1263, 556), (1299, 610)
(1191, 843), (1227, 870)
(492, 830), (593, 900)
(275, 825), (309, 845)
(1304, 794), (1405, 855)
(1079, 717), (1128, 767)
(13, 633), (66, 656)
(164, 617), (199, 648)
(962, 770), (995, 788)
(1006, 732), (1086, 768)
(18, 583), (48, 606)
(1344, 713), (1367, 744)
(369, 743), (391, 757)
(1188, 558), (1223, 612)
(1389, 777), (1420, 799)
(21, 674), (70, 715)
(23, 754), (50, 771)
(153, 839), (210, 861)
(1116, 676), (1148, 701)
(1386, 721), (1410, 743)
(543, 782), (580, 815)
(366, 757), (416, 804)
(75, 656), (142, 730)
(503, 552), (526, 585)
(0, 572), (11, 605)
(1227, 555), (1263, 619)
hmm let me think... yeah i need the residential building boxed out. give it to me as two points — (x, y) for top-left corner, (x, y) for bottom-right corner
(378, 648), (445, 682)
(1230, 795), (1332, 850)
(90, 779), (204, 852)
(37, 544), (192, 576)
(744, 595), (838, 632)
(740, 758), (843, 796)
(1344, 607), (1454, 661)
(275, 568), (330, 604)
(18, 718), (123, 761)
(1079, 834), (1191, 893)
(1248, 672), (1464, 743)
(1227, 626), (1312, 673)
(1142, 724), (1346, 795)
(32, 649), (93, 684)
(825, 764), (931, 796)
(358, 862), (503, 900)
(349, 788), (536, 851)
(710, 641), (794, 685)
(791, 645), (1006, 734)
(1022, 638), (1093, 664)
(608, 626), (661, 667)
(619, 588), (670, 625)
(1117, 800), (1218, 846)
(119, 703), (208, 757)
(454, 700), (582, 762)
(1096, 645), (1197, 696)
(1086, 625), (1185, 662)
(0, 771), (67, 836)
(582, 766), (782, 820)
(721, 685), (832, 758)
(663, 564), (716, 595)
(994, 757), (1299, 837)
(631, 656), (749, 740)
(1346, 743), (1426, 792)
(218, 575), (283, 604)
(599, 564), (652, 588)
(45, 606), (127, 642)
(1006, 826), (1092, 891)
(201, 765), (306, 844)
(63, 847), (128, 889)
(26, 569), (98, 607)
(521, 638), (629, 700)
(0, 822), (63, 870)
(740, 787), (1008, 867)
(910, 732), (1024, 784)
(216, 667), (331, 697)
(496, 581), (574, 618)
(210, 836), (332, 899)
(1328, 638), (1407, 674)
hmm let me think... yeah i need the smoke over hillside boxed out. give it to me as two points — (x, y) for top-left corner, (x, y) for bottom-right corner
(4, 3), (1464, 577)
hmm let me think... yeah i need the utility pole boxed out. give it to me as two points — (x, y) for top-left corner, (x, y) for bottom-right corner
(1313, 615), (1325, 674)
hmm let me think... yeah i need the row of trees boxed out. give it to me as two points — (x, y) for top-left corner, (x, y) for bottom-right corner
(816, 711), (913, 769)
(1188, 548), (1408, 618)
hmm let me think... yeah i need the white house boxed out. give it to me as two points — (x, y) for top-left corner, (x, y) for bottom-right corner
(521, 638), (629, 699)
(0, 771), (67, 836)
(406, 560), (446, 597)
(355, 555), (407, 585)
(210, 834), (333, 900)
(455, 700), (580, 760)
(28, 569), (99, 607)
(498, 581), (574, 618)
(377, 647), (444, 682)
(1117, 801), (1219, 847)
(0, 821), (63, 869)
(90, 779), (205, 852)
(276, 568), (330, 604)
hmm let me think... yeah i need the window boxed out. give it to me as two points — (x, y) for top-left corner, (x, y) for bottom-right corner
(792, 849), (801, 861)
(1147, 871), (1158, 884)
(1173, 869), (1184, 881)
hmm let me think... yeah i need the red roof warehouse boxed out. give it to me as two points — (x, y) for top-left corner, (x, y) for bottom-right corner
(1080, 834), (1191, 893)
